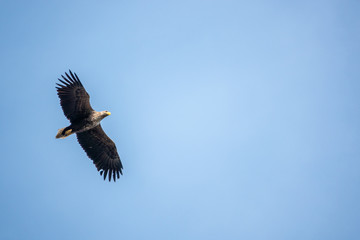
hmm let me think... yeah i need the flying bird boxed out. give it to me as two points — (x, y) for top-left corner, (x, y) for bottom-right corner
(55, 70), (123, 181)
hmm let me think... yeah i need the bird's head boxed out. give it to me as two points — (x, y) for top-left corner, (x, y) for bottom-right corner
(101, 110), (111, 118)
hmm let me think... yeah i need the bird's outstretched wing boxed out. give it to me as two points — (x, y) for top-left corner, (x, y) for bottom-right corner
(76, 125), (123, 182)
(56, 70), (94, 122)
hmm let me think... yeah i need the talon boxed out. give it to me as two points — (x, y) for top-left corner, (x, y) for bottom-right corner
(65, 129), (72, 136)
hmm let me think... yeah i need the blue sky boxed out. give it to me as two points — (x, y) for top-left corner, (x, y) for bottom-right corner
(1, 0), (360, 239)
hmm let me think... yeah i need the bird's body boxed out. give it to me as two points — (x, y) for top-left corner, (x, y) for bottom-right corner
(56, 70), (123, 181)
(56, 110), (110, 138)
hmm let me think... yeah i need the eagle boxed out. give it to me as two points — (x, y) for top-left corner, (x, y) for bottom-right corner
(55, 70), (123, 182)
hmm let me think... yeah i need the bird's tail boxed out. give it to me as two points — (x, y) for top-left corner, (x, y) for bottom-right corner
(55, 127), (73, 139)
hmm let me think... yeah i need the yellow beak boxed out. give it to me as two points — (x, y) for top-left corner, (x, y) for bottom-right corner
(106, 111), (111, 116)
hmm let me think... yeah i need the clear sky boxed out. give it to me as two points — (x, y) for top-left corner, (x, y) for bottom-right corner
(1, 0), (360, 239)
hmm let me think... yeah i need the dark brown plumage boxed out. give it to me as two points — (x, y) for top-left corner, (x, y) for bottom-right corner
(56, 70), (123, 181)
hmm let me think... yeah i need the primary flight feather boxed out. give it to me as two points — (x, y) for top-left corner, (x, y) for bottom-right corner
(55, 70), (123, 182)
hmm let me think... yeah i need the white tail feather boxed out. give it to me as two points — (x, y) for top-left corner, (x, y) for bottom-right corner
(55, 127), (72, 139)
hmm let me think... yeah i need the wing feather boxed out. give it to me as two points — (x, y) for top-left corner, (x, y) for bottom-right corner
(76, 125), (123, 182)
(56, 70), (93, 122)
